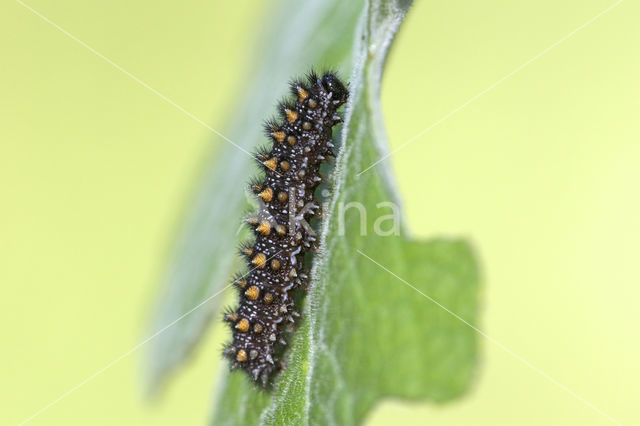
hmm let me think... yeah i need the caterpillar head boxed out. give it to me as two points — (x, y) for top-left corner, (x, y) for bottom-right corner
(321, 73), (349, 106)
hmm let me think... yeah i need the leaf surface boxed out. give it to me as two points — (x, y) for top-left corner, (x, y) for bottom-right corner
(209, 1), (480, 424)
(145, 0), (366, 395)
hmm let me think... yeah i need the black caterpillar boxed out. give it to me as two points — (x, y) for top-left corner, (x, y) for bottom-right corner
(222, 71), (348, 387)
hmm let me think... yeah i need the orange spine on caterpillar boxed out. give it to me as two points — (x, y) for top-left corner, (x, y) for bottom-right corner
(222, 71), (348, 387)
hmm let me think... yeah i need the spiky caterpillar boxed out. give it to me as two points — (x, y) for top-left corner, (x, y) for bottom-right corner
(222, 71), (348, 387)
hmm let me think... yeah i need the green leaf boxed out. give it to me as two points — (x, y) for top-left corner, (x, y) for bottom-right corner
(144, 0), (366, 394)
(208, 0), (480, 425)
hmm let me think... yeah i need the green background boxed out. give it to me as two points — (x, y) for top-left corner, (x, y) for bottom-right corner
(1, 0), (638, 425)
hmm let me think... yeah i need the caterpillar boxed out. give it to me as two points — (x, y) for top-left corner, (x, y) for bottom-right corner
(222, 71), (348, 387)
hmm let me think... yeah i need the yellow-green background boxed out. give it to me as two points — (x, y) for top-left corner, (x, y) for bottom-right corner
(1, 0), (638, 424)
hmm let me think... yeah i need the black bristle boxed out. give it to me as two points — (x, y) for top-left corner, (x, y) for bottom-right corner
(278, 101), (296, 118)
(306, 69), (319, 87)
(247, 176), (264, 194)
(288, 79), (307, 98)
(237, 242), (254, 260)
(263, 119), (279, 136)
